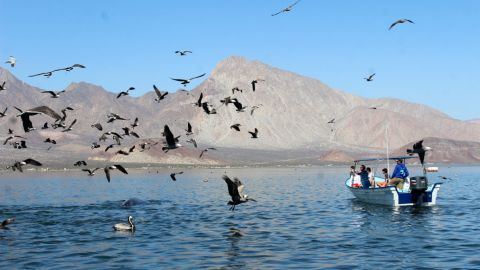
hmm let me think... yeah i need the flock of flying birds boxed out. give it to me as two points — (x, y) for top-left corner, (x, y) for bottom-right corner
(1, 1), (425, 230)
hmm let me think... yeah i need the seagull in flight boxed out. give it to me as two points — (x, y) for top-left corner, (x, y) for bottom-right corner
(271, 0), (301, 16)
(15, 106), (62, 132)
(389, 19), (414, 30)
(153, 85), (168, 102)
(42, 90), (66, 98)
(82, 168), (100, 176)
(186, 138), (197, 148)
(199, 147), (216, 159)
(364, 73), (375, 82)
(0, 81), (6, 91)
(175, 50), (192, 56)
(248, 128), (259, 139)
(29, 64), (86, 77)
(230, 124), (241, 132)
(162, 125), (182, 152)
(170, 73), (206, 86)
(185, 122), (193, 136)
(222, 175), (256, 211)
(250, 104), (263, 115)
(117, 87), (135, 99)
(251, 79), (265, 92)
(104, 164), (128, 182)
(327, 118), (335, 124)
(7, 158), (42, 172)
(202, 102), (217, 115)
(5, 56), (16, 67)
(0, 107), (7, 118)
(406, 140), (431, 166)
(170, 171), (184, 181)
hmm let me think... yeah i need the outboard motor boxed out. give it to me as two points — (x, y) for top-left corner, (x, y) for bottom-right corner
(410, 176), (428, 205)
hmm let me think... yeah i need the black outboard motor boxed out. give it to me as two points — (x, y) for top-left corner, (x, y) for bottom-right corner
(410, 176), (428, 205)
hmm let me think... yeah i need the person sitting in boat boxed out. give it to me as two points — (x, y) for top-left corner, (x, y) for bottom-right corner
(376, 168), (389, 187)
(358, 165), (370, 189)
(350, 166), (362, 188)
(388, 159), (409, 189)
(367, 167), (375, 187)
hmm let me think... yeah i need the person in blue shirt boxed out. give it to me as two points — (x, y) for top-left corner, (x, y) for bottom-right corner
(358, 164), (370, 189)
(389, 159), (409, 189)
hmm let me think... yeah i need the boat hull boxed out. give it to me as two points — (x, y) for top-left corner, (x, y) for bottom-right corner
(346, 178), (441, 206)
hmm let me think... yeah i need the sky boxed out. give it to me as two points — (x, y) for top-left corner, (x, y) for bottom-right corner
(1, 0), (479, 120)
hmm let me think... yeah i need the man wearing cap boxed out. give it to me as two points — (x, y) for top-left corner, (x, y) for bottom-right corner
(388, 159), (409, 189)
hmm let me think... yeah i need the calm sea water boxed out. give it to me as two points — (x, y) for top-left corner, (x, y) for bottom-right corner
(0, 166), (479, 269)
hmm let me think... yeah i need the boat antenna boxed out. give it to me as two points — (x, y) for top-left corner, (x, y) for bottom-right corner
(385, 122), (390, 174)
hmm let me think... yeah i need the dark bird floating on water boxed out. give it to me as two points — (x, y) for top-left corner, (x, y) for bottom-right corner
(5, 56), (16, 67)
(406, 140), (431, 165)
(153, 85), (168, 102)
(170, 171), (184, 181)
(389, 19), (414, 30)
(251, 79), (265, 92)
(28, 64), (85, 77)
(248, 128), (259, 139)
(186, 138), (197, 148)
(438, 176), (453, 180)
(199, 147), (216, 159)
(41, 90), (65, 98)
(271, 0), (301, 16)
(364, 73), (375, 82)
(0, 217), (15, 229)
(15, 106), (62, 132)
(162, 125), (182, 152)
(170, 73), (206, 86)
(185, 122), (193, 136)
(62, 119), (77, 132)
(222, 175), (256, 211)
(117, 87), (135, 99)
(230, 124), (241, 132)
(0, 107), (8, 118)
(104, 164), (128, 182)
(74, 160), (87, 167)
(82, 168), (100, 176)
(113, 216), (135, 232)
(175, 50), (192, 56)
(7, 158), (42, 172)
(250, 104), (263, 115)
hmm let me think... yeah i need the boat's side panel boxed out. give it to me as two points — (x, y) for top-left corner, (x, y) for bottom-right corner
(348, 187), (399, 206)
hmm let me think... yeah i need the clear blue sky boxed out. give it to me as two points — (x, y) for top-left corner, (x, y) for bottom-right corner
(2, 0), (479, 120)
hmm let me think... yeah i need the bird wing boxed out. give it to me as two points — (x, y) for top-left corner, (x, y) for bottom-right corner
(187, 122), (192, 132)
(233, 100), (242, 111)
(29, 72), (52, 77)
(28, 106), (62, 120)
(170, 173), (176, 181)
(234, 178), (245, 195)
(72, 64), (86, 68)
(197, 92), (203, 105)
(116, 92), (126, 98)
(104, 167), (111, 182)
(389, 20), (400, 30)
(170, 78), (188, 83)
(405, 19), (414, 24)
(164, 125), (176, 146)
(189, 73), (206, 80)
(288, 0), (301, 8)
(20, 114), (34, 132)
(82, 168), (92, 173)
(129, 145), (136, 152)
(223, 175), (241, 200)
(92, 168), (100, 173)
(67, 119), (77, 129)
(271, 10), (284, 16)
(114, 164), (128, 175)
(153, 85), (162, 98)
(41, 91), (56, 97)
(199, 150), (206, 158)
(23, 158), (42, 166)
(105, 144), (114, 152)
(413, 140), (424, 150)
(130, 132), (140, 138)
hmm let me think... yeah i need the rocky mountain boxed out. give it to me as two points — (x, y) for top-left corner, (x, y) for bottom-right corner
(1, 56), (479, 165)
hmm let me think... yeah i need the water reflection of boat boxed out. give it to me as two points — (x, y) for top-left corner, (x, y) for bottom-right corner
(345, 156), (442, 206)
